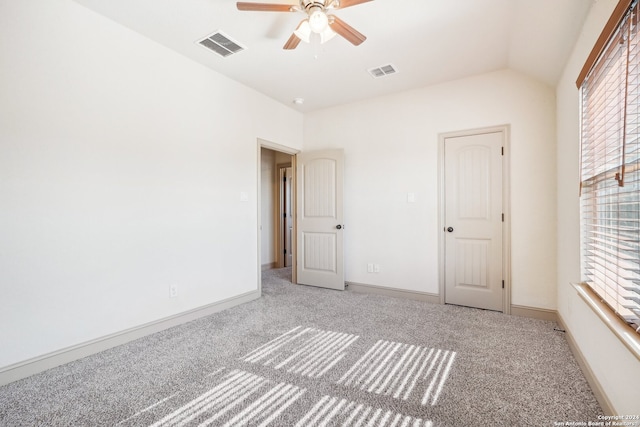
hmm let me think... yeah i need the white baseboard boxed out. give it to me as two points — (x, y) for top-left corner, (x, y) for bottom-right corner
(557, 314), (615, 416)
(346, 282), (440, 304)
(346, 283), (560, 323)
(510, 304), (558, 322)
(0, 290), (260, 387)
(261, 262), (277, 271)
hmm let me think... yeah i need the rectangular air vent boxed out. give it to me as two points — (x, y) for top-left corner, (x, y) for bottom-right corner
(198, 31), (245, 57)
(368, 64), (398, 78)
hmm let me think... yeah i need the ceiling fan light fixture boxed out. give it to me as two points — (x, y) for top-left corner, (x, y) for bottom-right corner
(295, 18), (336, 44)
(319, 25), (337, 43)
(294, 20), (312, 43)
(308, 9), (329, 33)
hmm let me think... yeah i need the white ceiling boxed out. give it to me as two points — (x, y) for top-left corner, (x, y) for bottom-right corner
(72, 0), (593, 112)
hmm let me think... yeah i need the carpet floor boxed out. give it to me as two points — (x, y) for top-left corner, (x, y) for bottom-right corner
(0, 268), (602, 426)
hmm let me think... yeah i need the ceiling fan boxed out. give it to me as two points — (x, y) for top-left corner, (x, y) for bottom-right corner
(236, 0), (373, 50)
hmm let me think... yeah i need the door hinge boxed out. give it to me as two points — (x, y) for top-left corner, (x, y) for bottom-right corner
(501, 147), (504, 156)
(284, 249), (287, 255)
(502, 213), (504, 222)
(283, 176), (287, 182)
(502, 280), (505, 289)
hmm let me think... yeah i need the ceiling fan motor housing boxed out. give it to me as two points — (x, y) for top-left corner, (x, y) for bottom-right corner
(301, 0), (329, 12)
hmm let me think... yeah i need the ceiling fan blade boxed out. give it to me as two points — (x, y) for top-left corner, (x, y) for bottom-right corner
(237, 2), (295, 12)
(329, 15), (366, 46)
(284, 33), (301, 49)
(284, 20), (306, 49)
(334, 0), (373, 9)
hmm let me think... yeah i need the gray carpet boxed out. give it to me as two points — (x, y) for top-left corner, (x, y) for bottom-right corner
(0, 268), (602, 426)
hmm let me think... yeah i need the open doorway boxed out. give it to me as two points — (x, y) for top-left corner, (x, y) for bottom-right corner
(259, 142), (297, 290)
(258, 142), (345, 293)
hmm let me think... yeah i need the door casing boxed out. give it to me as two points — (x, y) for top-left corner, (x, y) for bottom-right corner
(438, 125), (512, 314)
(257, 139), (299, 292)
(278, 164), (293, 268)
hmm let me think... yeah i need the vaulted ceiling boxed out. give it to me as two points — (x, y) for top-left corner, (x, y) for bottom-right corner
(73, 0), (593, 112)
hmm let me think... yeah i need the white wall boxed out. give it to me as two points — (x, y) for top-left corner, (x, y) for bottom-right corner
(304, 69), (557, 309)
(556, 0), (640, 414)
(0, 0), (303, 369)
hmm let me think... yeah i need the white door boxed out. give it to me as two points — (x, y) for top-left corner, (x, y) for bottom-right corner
(444, 131), (503, 311)
(296, 149), (344, 290)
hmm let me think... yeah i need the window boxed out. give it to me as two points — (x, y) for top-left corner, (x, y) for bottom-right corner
(579, 0), (640, 333)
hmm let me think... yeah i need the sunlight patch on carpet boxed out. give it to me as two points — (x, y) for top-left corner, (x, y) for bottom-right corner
(121, 331), (455, 425)
(116, 392), (182, 426)
(240, 326), (359, 378)
(295, 395), (433, 427)
(338, 340), (457, 405)
(148, 370), (305, 427)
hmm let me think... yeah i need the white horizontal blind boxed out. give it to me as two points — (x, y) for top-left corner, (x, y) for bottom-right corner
(581, 0), (640, 332)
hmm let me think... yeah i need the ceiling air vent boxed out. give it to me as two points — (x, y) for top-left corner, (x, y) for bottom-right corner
(368, 64), (398, 78)
(198, 31), (245, 58)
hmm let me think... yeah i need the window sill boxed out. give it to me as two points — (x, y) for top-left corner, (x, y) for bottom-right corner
(572, 282), (640, 361)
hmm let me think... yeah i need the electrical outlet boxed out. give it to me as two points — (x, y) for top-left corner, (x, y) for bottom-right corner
(367, 263), (374, 273)
(170, 284), (178, 298)
(374, 264), (380, 273)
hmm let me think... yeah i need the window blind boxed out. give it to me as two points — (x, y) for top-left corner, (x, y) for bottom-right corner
(580, 0), (640, 332)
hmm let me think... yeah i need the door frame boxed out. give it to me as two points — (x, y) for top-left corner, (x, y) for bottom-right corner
(257, 139), (299, 293)
(437, 125), (512, 314)
(277, 163), (292, 268)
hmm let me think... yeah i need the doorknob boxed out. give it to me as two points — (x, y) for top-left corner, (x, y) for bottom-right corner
(336, 224), (343, 230)
(447, 227), (454, 232)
